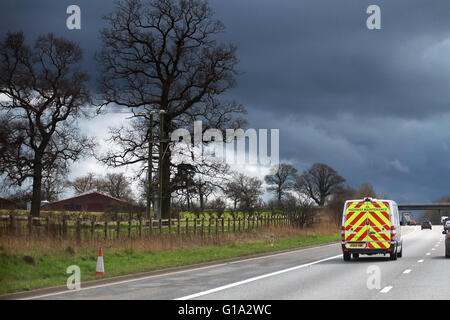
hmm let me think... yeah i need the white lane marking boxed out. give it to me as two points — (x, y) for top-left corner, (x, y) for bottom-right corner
(175, 254), (342, 300)
(403, 269), (412, 274)
(432, 248), (436, 251)
(418, 259), (424, 263)
(380, 286), (393, 293)
(426, 253), (431, 256)
(401, 226), (419, 238)
(22, 243), (341, 300)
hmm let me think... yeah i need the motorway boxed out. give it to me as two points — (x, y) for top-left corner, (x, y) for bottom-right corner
(30, 226), (449, 300)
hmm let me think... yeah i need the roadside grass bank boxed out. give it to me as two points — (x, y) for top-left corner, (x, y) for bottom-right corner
(0, 224), (339, 295)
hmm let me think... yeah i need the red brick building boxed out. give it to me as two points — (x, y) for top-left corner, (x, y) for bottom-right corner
(41, 192), (129, 212)
(0, 197), (16, 210)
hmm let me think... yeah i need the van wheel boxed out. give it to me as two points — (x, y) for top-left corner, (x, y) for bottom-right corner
(352, 253), (359, 260)
(397, 243), (403, 258)
(389, 250), (398, 260)
(343, 252), (351, 261)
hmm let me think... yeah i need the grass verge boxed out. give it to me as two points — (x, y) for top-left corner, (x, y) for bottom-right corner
(0, 225), (339, 295)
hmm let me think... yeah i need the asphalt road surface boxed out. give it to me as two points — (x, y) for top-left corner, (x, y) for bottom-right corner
(29, 226), (449, 300)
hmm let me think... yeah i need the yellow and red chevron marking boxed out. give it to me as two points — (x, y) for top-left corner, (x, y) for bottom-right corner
(365, 201), (391, 249)
(367, 241), (390, 249)
(344, 200), (391, 248)
(344, 201), (367, 242)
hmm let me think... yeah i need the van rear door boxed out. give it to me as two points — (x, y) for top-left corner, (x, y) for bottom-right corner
(366, 201), (391, 249)
(344, 200), (368, 248)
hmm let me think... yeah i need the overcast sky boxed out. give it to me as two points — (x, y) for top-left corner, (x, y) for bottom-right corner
(2, 0), (450, 203)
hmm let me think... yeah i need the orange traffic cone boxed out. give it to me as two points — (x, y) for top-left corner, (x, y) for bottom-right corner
(95, 247), (104, 276)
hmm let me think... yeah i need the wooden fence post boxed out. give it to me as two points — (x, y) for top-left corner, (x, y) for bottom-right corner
(215, 218), (218, 237)
(177, 216), (181, 235)
(149, 217), (153, 236)
(194, 218), (197, 235)
(27, 214), (32, 236)
(62, 215), (68, 238)
(238, 217), (241, 232)
(128, 216), (132, 239)
(221, 218), (225, 234)
(91, 218), (96, 240)
(168, 217), (172, 234)
(186, 218), (189, 235)
(116, 218), (121, 240)
(208, 218), (212, 235)
(139, 217), (143, 238)
(104, 220), (108, 240)
(46, 216), (50, 236)
(159, 218), (162, 234)
(9, 213), (16, 235)
(201, 218), (205, 236)
(76, 217), (81, 244)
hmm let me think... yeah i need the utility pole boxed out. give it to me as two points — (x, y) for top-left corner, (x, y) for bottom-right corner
(147, 110), (155, 220)
(157, 109), (166, 220)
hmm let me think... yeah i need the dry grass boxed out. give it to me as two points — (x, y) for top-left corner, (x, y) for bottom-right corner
(0, 223), (338, 257)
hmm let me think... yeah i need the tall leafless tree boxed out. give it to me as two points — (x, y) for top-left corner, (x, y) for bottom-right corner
(0, 32), (94, 216)
(224, 172), (263, 216)
(295, 163), (345, 206)
(69, 172), (99, 195)
(264, 163), (298, 202)
(96, 0), (246, 218)
(97, 172), (134, 201)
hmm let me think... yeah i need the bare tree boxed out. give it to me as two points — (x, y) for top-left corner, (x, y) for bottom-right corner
(97, 172), (133, 201)
(264, 163), (298, 202)
(282, 194), (315, 228)
(326, 185), (355, 226)
(224, 172), (262, 217)
(295, 163), (345, 206)
(0, 32), (94, 216)
(96, 0), (246, 218)
(69, 172), (99, 195)
(41, 165), (69, 202)
(353, 183), (378, 199)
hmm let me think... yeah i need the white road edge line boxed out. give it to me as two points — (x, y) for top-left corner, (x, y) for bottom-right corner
(175, 254), (342, 300)
(417, 259), (424, 263)
(22, 243), (341, 300)
(403, 269), (411, 274)
(380, 286), (393, 293)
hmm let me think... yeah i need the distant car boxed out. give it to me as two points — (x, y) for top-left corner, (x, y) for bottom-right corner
(443, 230), (450, 258)
(409, 220), (417, 226)
(421, 221), (432, 230)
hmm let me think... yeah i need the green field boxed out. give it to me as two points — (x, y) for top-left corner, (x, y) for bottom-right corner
(0, 231), (339, 295)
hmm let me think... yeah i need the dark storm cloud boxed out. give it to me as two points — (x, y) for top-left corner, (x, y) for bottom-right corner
(2, 0), (450, 202)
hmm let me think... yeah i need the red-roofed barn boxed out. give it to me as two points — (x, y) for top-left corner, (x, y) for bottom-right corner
(0, 197), (16, 210)
(41, 192), (129, 212)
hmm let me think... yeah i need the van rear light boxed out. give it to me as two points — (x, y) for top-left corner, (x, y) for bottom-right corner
(391, 226), (396, 239)
(341, 226), (345, 241)
(447, 233), (450, 239)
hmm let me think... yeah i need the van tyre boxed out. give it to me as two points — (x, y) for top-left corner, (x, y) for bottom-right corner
(352, 253), (359, 260)
(343, 252), (351, 261)
(397, 243), (403, 258)
(389, 248), (398, 260)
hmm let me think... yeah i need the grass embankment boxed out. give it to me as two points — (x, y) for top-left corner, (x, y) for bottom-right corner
(0, 224), (339, 295)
